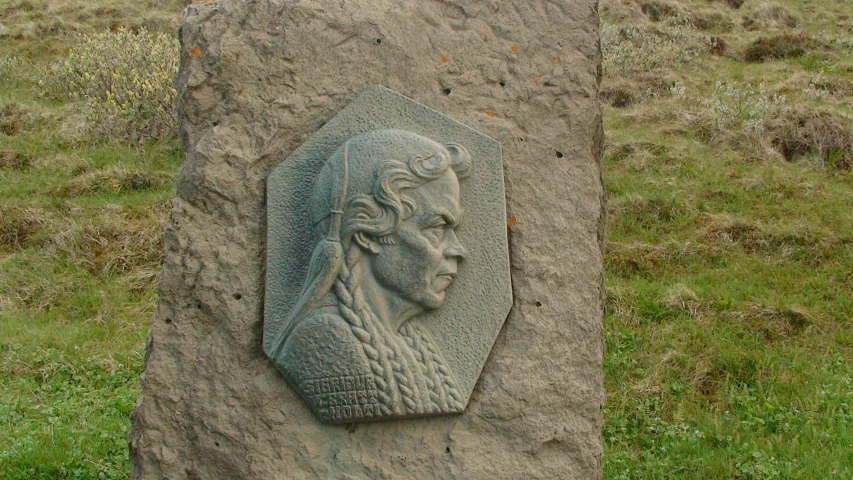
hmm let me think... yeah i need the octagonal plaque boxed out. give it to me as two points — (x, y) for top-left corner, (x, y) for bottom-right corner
(264, 86), (512, 423)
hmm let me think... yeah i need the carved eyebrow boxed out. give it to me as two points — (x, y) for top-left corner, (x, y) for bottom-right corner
(421, 208), (463, 228)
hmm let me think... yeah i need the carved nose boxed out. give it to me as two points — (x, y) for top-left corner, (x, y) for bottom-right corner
(444, 229), (467, 260)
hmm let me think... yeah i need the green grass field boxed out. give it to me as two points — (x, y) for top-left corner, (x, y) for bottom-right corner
(1, 0), (852, 478)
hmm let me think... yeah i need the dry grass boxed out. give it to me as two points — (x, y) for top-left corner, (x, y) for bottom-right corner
(765, 106), (853, 169)
(0, 149), (31, 169)
(698, 213), (843, 263)
(45, 202), (167, 277)
(726, 304), (822, 341)
(0, 0), (183, 57)
(57, 167), (173, 196)
(693, 10), (734, 32)
(0, 205), (50, 250)
(780, 72), (853, 100)
(740, 1), (800, 30)
(607, 240), (710, 278)
(0, 102), (37, 136)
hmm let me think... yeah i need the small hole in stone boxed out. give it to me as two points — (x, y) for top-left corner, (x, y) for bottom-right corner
(445, 447), (451, 454)
(536, 301), (542, 307)
(375, 38), (382, 45)
(442, 87), (452, 96)
(196, 302), (203, 309)
(499, 81), (506, 87)
(214, 441), (220, 447)
(556, 151), (564, 158)
(165, 318), (173, 324)
(233, 293), (242, 300)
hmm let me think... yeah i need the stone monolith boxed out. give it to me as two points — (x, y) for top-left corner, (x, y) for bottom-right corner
(130, 1), (605, 478)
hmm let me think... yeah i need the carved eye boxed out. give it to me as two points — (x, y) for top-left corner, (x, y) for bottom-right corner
(423, 221), (446, 243)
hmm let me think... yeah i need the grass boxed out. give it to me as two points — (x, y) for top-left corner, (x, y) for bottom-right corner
(1, 2), (181, 477)
(1, 0), (853, 478)
(0, 139), (180, 479)
(601, 0), (853, 477)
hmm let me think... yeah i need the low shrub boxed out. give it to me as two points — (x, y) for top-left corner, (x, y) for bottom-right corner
(602, 23), (715, 76)
(744, 34), (817, 62)
(703, 81), (786, 132)
(708, 36), (727, 55)
(640, 2), (679, 22)
(39, 28), (179, 143)
(692, 11), (735, 32)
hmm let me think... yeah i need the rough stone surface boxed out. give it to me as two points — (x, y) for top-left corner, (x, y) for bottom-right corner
(130, 0), (605, 478)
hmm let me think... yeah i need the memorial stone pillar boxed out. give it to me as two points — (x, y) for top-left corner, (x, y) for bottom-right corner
(130, 1), (605, 478)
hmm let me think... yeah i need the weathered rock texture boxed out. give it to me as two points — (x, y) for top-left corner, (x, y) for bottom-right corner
(130, 0), (605, 478)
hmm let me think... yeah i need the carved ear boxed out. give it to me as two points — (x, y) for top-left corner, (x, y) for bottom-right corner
(352, 231), (381, 254)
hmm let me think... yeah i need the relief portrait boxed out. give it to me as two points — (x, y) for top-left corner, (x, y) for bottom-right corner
(269, 130), (471, 423)
(263, 86), (511, 425)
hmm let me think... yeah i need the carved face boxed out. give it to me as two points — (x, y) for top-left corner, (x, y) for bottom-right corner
(369, 169), (466, 311)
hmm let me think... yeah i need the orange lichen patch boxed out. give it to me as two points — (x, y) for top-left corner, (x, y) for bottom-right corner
(441, 55), (449, 63)
(553, 55), (561, 62)
(485, 110), (498, 117)
(189, 47), (202, 58)
(536, 75), (543, 83)
(507, 218), (518, 228)
(223, 57), (233, 64)
(511, 44), (520, 52)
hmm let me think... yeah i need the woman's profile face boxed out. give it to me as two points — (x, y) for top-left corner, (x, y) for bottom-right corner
(367, 168), (466, 311)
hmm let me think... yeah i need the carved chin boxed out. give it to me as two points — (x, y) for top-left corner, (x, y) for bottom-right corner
(418, 291), (446, 311)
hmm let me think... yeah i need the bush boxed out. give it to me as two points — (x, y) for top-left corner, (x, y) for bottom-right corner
(692, 11), (735, 32)
(744, 34), (817, 62)
(703, 81), (786, 132)
(640, 2), (678, 22)
(40, 28), (179, 142)
(602, 22), (715, 76)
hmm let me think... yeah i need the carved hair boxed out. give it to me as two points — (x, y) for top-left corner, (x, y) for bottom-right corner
(317, 138), (470, 246)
